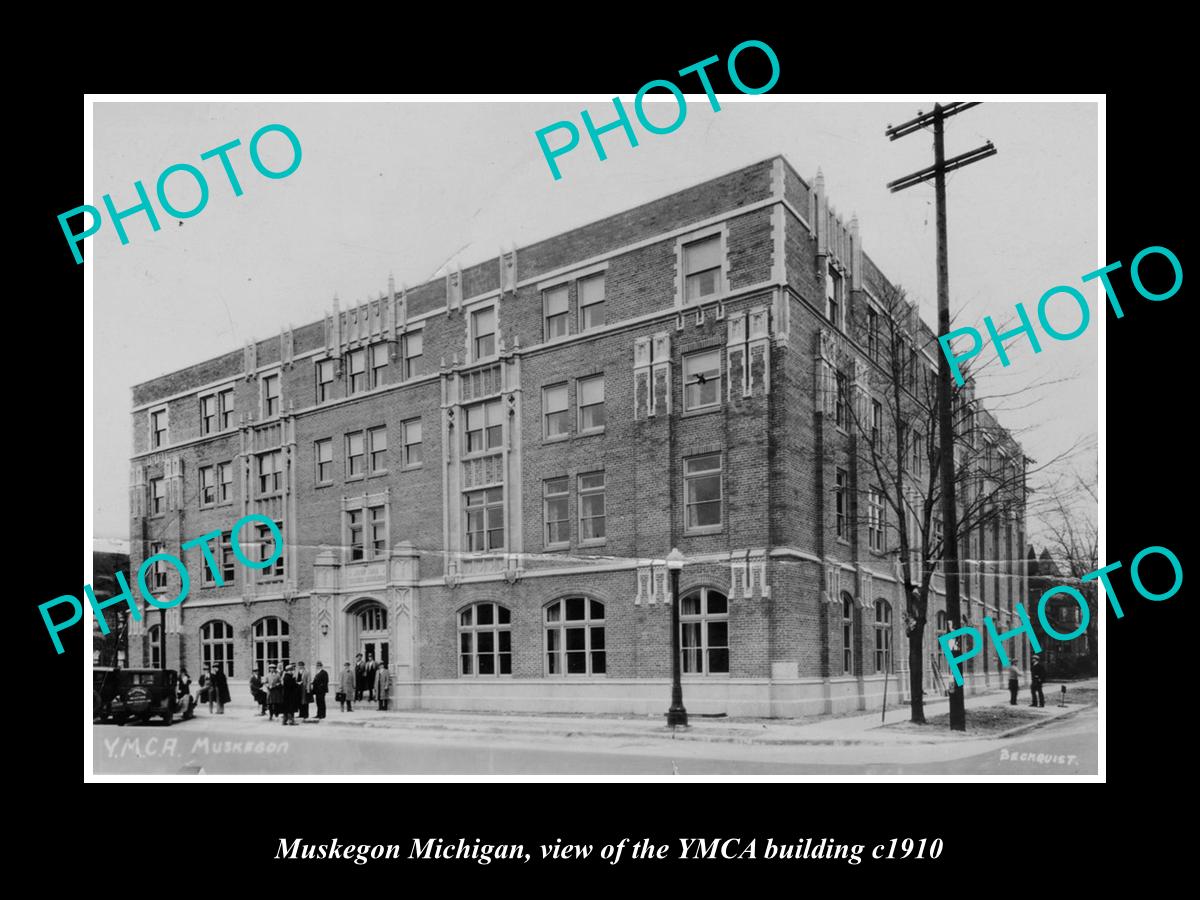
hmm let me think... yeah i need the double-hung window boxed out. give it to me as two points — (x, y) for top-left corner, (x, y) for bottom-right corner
(544, 285), (569, 340)
(543, 384), (569, 439)
(316, 359), (334, 402)
(262, 373), (280, 417)
(150, 408), (168, 448)
(684, 350), (721, 411)
(258, 450), (282, 495)
(347, 349), (367, 395)
(315, 439), (333, 484)
(578, 375), (605, 432)
(543, 477), (569, 548)
(684, 453), (722, 531)
(402, 418), (422, 467)
(472, 307), (497, 359)
(199, 465), (216, 507)
(579, 274), (605, 330)
(683, 234), (722, 302)
(370, 343), (388, 388)
(465, 487), (505, 551)
(868, 488), (886, 552)
(217, 461), (233, 503)
(578, 472), (606, 542)
(402, 330), (423, 379)
(200, 395), (216, 435)
(218, 388), (235, 430)
(465, 400), (503, 454)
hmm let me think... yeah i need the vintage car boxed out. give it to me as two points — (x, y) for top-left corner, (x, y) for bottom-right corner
(94, 668), (195, 725)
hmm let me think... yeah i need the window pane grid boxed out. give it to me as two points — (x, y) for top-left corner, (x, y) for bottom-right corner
(459, 602), (513, 677)
(545, 599), (605, 675)
(679, 588), (730, 674)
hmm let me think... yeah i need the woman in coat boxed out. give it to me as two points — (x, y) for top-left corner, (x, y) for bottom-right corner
(208, 662), (231, 714)
(266, 664), (283, 720)
(374, 663), (391, 711)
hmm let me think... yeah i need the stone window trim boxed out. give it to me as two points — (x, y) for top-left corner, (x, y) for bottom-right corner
(675, 223), (730, 308)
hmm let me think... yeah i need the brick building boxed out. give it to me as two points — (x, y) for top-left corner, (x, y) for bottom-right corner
(1027, 546), (1095, 676)
(125, 156), (1028, 716)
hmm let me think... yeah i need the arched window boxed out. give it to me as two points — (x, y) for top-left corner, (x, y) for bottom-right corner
(680, 587), (729, 674)
(874, 600), (892, 674)
(459, 602), (512, 676)
(148, 624), (162, 669)
(841, 592), (856, 675)
(253, 617), (290, 674)
(359, 606), (387, 632)
(545, 598), (605, 675)
(200, 620), (235, 677)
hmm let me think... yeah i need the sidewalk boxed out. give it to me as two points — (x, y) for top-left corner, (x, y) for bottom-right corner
(202, 679), (1096, 748)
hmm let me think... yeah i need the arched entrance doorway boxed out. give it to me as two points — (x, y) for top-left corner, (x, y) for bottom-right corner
(347, 598), (389, 668)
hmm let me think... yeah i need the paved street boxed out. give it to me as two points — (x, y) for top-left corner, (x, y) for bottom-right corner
(93, 695), (1098, 776)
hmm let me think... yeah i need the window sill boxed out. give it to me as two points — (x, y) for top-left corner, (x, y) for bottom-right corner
(457, 674), (514, 680)
(367, 470), (389, 480)
(401, 463), (424, 472)
(315, 481), (333, 489)
(681, 405), (721, 419)
(579, 539), (607, 549)
(684, 526), (725, 537)
(345, 475), (366, 484)
(542, 434), (570, 445)
(576, 427), (605, 438)
(836, 537), (851, 547)
(544, 543), (571, 553)
(462, 449), (503, 461)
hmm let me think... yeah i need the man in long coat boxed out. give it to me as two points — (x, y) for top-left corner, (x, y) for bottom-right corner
(311, 661), (330, 721)
(364, 655), (378, 704)
(339, 662), (356, 712)
(281, 664), (300, 725)
(296, 661), (312, 721)
(353, 653), (366, 702)
(374, 662), (391, 711)
(266, 664), (283, 720)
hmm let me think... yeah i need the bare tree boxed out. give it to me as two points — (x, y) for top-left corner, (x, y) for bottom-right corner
(841, 282), (1087, 724)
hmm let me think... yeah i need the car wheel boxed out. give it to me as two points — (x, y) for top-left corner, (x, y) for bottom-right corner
(140, 713), (152, 724)
(115, 715), (128, 726)
(161, 711), (173, 725)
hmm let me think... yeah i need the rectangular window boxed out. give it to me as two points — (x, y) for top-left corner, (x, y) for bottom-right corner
(579, 471), (606, 542)
(867, 308), (879, 361)
(315, 439), (332, 484)
(868, 488), (886, 552)
(543, 384), (569, 439)
(348, 509), (364, 561)
(402, 418), (423, 467)
(685, 452), (722, 531)
(911, 429), (923, 475)
(472, 307), (497, 359)
(579, 274), (605, 330)
(258, 450), (282, 494)
(826, 267), (843, 327)
(368, 426), (388, 473)
(835, 468), (847, 539)
(200, 395), (216, 435)
(346, 431), (365, 478)
(149, 541), (168, 589)
(544, 477), (569, 547)
(370, 343), (388, 388)
(150, 408), (167, 448)
(220, 539), (235, 582)
(403, 330), (423, 380)
(544, 285), (569, 340)
(684, 350), (721, 411)
(683, 234), (721, 302)
(199, 465), (215, 507)
(347, 349), (366, 395)
(871, 399), (882, 449)
(258, 522), (284, 578)
(218, 388), (235, 430)
(150, 477), (165, 515)
(578, 375), (605, 432)
(316, 359), (334, 402)
(465, 400), (503, 454)
(370, 505), (387, 557)
(465, 487), (505, 552)
(217, 462), (232, 503)
(835, 371), (847, 430)
(262, 373), (280, 418)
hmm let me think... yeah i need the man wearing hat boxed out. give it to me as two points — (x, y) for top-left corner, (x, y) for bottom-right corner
(311, 661), (330, 721)
(1030, 653), (1046, 707)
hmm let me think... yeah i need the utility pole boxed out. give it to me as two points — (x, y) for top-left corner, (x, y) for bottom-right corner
(886, 102), (995, 731)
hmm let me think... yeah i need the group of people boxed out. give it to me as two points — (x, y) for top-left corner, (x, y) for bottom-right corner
(337, 653), (391, 712)
(173, 656), (392, 724)
(177, 663), (232, 714)
(1007, 653), (1048, 707)
(248, 661), (331, 725)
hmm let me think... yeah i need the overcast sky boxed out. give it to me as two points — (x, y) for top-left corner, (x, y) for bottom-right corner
(91, 99), (1098, 549)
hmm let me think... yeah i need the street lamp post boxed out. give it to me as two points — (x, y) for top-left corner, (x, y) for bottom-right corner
(666, 548), (688, 728)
